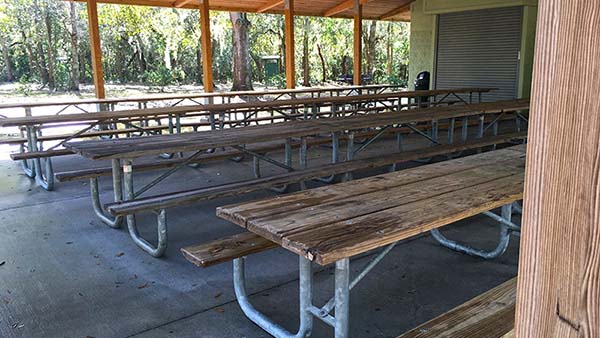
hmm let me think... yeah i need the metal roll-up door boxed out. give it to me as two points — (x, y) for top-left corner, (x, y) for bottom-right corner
(435, 6), (523, 102)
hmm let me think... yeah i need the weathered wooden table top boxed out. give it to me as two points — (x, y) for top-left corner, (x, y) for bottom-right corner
(64, 99), (529, 161)
(217, 145), (527, 266)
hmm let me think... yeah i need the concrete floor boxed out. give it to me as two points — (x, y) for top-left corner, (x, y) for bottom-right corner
(0, 134), (519, 338)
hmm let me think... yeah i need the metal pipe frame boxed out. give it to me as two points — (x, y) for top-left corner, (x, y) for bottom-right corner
(28, 126), (55, 190)
(90, 159), (124, 229)
(317, 132), (339, 184)
(122, 159), (168, 257)
(430, 204), (518, 259)
(233, 255), (353, 338)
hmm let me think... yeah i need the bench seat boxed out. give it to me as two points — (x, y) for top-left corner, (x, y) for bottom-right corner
(397, 277), (517, 338)
(182, 232), (277, 268)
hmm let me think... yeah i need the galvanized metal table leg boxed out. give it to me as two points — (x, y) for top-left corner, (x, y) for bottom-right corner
(271, 139), (293, 193)
(300, 137), (308, 190)
(335, 258), (350, 338)
(477, 114), (485, 153)
(462, 116), (469, 142)
(29, 127), (54, 190)
(123, 159), (168, 258)
(318, 132), (339, 183)
(233, 256), (314, 338)
(430, 204), (518, 259)
(253, 155), (261, 178)
(91, 159), (124, 228)
(20, 126), (36, 178)
(391, 132), (404, 172)
(344, 133), (354, 182)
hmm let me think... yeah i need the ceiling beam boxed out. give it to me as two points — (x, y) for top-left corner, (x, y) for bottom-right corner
(173, 0), (194, 8)
(324, 0), (370, 17)
(284, 0), (295, 89)
(257, 0), (283, 13)
(199, 0), (213, 92)
(379, 3), (411, 20)
(353, 0), (362, 85)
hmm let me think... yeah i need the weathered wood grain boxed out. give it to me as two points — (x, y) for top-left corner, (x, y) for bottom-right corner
(65, 99), (529, 160)
(109, 134), (525, 216)
(181, 231), (276, 268)
(515, 0), (600, 337)
(397, 278), (516, 338)
(217, 147), (525, 265)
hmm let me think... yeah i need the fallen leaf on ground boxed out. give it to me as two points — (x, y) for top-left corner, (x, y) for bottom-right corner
(213, 292), (222, 299)
(116, 252), (125, 257)
(137, 283), (148, 289)
(215, 308), (225, 313)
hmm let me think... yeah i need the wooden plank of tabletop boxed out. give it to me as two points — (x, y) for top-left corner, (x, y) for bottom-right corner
(217, 146), (525, 225)
(65, 99), (529, 160)
(217, 146), (525, 265)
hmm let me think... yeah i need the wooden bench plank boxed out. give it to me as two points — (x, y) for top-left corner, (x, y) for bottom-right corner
(181, 232), (277, 268)
(217, 147), (525, 265)
(107, 133), (526, 216)
(397, 278), (516, 338)
(10, 149), (74, 160)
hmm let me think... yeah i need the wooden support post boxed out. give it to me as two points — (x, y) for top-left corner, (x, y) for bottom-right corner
(199, 0), (214, 93)
(284, 0), (295, 89)
(515, 0), (600, 337)
(86, 0), (105, 99)
(352, 0), (362, 86)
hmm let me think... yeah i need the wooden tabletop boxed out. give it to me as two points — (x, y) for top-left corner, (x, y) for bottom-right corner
(64, 99), (528, 160)
(0, 88), (495, 127)
(217, 146), (526, 266)
(0, 84), (406, 110)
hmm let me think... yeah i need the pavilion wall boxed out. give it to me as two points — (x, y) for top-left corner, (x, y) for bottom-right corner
(408, 0), (537, 98)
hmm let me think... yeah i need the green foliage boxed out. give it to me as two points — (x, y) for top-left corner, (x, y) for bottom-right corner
(0, 0), (410, 90)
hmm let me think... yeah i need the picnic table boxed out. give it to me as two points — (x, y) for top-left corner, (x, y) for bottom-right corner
(64, 99), (529, 257)
(215, 146), (525, 338)
(0, 87), (496, 191)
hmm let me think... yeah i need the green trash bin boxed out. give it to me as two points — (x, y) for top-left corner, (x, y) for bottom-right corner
(262, 55), (281, 87)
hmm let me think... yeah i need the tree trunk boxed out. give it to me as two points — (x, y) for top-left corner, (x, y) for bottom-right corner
(196, 42), (203, 84)
(2, 44), (15, 81)
(33, 0), (49, 86)
(229, 12), (253, 91)
(386, 22), (393, 77)
(302, 17), (310, 87)
(317, 44), (326, 83)
(44, 6), (56, 90)
(68, 2), (80, 91)
(364, 20), (377, 76)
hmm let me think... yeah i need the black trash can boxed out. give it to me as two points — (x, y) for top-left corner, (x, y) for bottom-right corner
(414, 71), (430, 106)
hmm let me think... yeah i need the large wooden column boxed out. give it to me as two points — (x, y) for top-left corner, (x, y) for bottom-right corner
(284, 0), (295, 89)
(515, 0), (600, 337)
(199, 0), (213, 92)
(86, 0), (105, 98)
(352, 0), (362, 85)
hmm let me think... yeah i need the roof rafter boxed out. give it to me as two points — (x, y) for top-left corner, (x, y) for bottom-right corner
(324, 0), (371, 17)
(173, 0), (194, 8)
(257, 0), (284, 13)
(379, 3), (411, 20)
